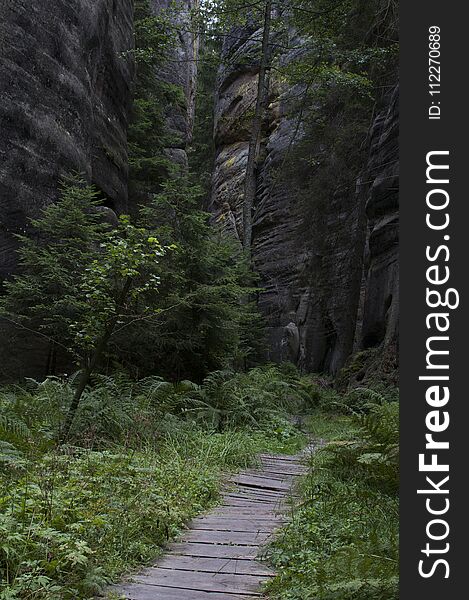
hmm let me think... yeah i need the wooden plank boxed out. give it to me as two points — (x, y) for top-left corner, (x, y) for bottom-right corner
(229, 480), (290, 491)
(169, 542), (258, 559)
(241, 469), (294, 481)
(223, 492), (282, 502)
(231, 475), (291, 490)
(225, 484), (286, 496)
(190, 517), (281, 532)
(213, 512), (284, 521)
(182, 529), (271, 546)
(250, 467), (303, 476)
(259, 458), (307, 471)
(211, 505), (285, 514)
(225, 488), (286, 499)
(222, 495), (283, 507)
(259, 453), (302, 462)
(154, 555), (274, 576)
(224, 493), (287, 504)
(259, 462), (305, 473)
(244, 468), (288, 477)
(223, 496), (286, 507)
(201, 511), (285, 520)
(114, 583), (254, 599)
(260, 461), (305, 471)
(194, 513), (284, 522)
(132, 567), (267, 594)
(210, 506), (288, 526)
(211, 508), (285, 519)
(221, 504), (276, 511)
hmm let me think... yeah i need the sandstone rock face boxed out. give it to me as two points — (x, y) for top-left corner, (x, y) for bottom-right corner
(359, 85), (399, 352)
(211, 28), (399, 374)
(0, 0), (135, 281)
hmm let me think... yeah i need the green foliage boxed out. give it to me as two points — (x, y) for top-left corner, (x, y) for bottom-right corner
(276, 0), (398, 262)
(116, 177), (264, 379)
(189, 37), (220, 191)
(265, 388), (399, 599)
(290, 0), (398, 88)
(196, 366), (310, 429)
(128, 0), (185, 202)
(0, 366), (309, 598)
(0, 435), (262, 599)
(74, 215), (164, 350)
(0, 177), (165, 378)
(197, 0), (266, 29)
(0, 176), (107, 360)
(0, 365), (309, 453)
(1, 172), (263, 384)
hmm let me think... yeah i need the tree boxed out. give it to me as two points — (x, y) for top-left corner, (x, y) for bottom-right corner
(0, 176), (107, 361)
(115, 177), (264, 380)
(0, 176), (165, 439)
(128, 0), (183, 206)
(189, 35), (220, 192)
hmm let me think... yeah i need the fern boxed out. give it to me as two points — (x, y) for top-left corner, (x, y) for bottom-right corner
(0, 412), (31, 444)
(0, 440), (26, 469)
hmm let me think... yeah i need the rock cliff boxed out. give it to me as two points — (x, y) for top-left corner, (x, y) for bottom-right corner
(0, 0), (135, 281)
(358, 85), (399, 364)
(210, 27), (399, 375)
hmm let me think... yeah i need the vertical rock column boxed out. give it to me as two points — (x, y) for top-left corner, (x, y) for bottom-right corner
(358, 85), (399, 356)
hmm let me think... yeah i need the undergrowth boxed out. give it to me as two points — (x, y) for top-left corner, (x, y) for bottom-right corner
(0, 365), (309, 599)
(265, 387), (399, 600)
(0, 367), (399, 599)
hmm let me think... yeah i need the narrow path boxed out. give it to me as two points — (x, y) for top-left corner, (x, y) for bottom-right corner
(110, 449), (312, 599)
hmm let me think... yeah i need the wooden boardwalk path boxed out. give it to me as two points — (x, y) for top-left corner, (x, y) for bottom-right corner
(110, 450), (311, 599)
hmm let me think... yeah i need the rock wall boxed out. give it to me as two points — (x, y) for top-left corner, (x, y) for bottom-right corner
(358, 85), (399, 353)
(210, 27), (399, 374)
(151, 0), (199, 170)
(0, 0), (135, 281)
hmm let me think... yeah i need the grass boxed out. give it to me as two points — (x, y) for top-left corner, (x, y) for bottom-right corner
(306, 410), (360, 442)
(0, 368), (398, 600)
(0, 366), (309, 599)
(264, 399), (399, 600)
